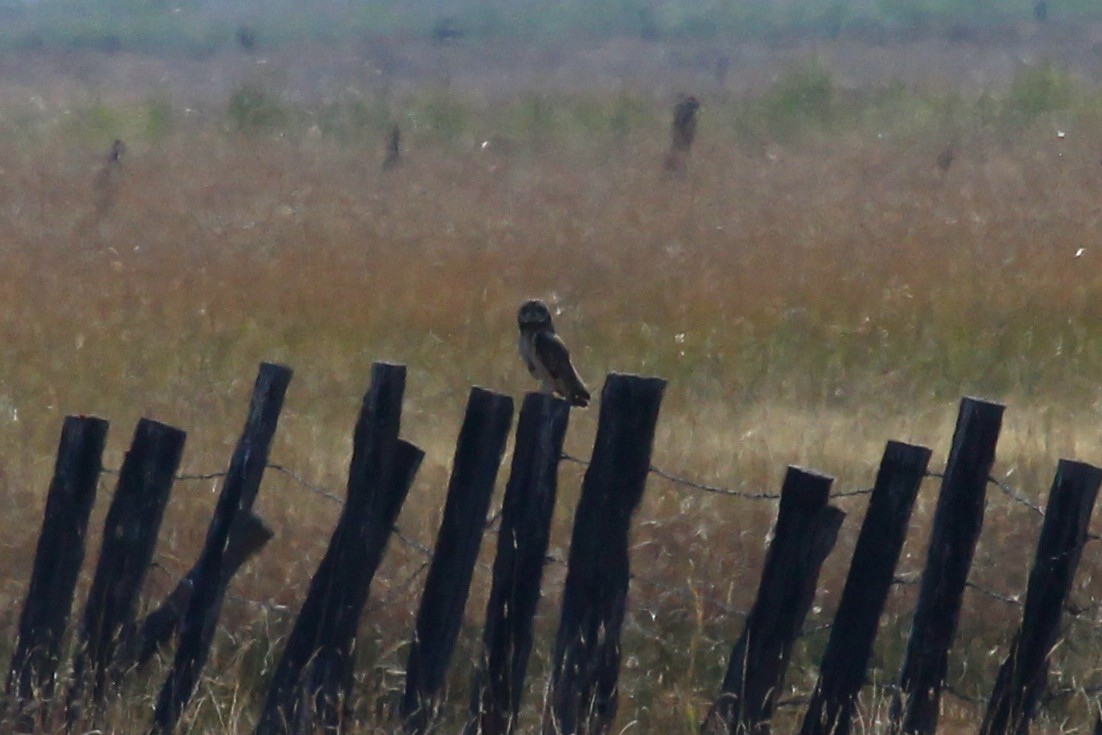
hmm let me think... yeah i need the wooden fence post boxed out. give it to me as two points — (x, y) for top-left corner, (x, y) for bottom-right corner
(543, 373), (666, 735)
(149, 362), (292, 734)
(401, 388), (515, 734)
(979, 459), (1102, 735)
(798, 441), (931, 735)
(466, 394), (571, 735)
(6, 416), (108, 721)
(136, 363), (291, 667)
(66, 418), (185, 722)
(254, 363), (422, 735)
(702, 467), (844, 735)
(888, 397), (1004, 735)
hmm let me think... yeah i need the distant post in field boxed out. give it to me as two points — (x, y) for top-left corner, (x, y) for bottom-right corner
(466, 393), (570, 735)
(702, 467), (843, 735)
(889, 397), (1004, 735)
(402, 387), (515, 734)
(979, 459), (1102, 735)
(254, 363), (422, 735)
(66, 418), (185, 725)
(7, 416), (108, 724)
(149, 362), (292, 734)
(799, 441), (931, 735)
(543, 373), (666, 735)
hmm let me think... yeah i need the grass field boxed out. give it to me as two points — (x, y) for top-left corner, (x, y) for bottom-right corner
(3, 37), (1102, 733)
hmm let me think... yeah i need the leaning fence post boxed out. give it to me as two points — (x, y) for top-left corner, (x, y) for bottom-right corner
(465, 393), (571, 735)
(888, 397), (1004, 735)
(543, 373), (666, 735)
(6, 416), (108, 724)
(136, 363), (291, 668)
(66, 418), (186, 723)
(149, 362), (292, 735)
(702, 467), (844, 735)
(979, 459), (1102, 735)
(254, 363), (421, 735)
(401, 387), (514, 734)
(799, 441), (931, 735)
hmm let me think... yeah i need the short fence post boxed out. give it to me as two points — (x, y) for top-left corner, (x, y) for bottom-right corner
(136, 363), (291, 667)
(254, 363), (422, 735)
(149, 362), (292, 734)
(542, 373), (666, 735)
(799, 441), (931, 735)
(66, 418), (186, 723)
(889, 397), (1004, 735)
(6, 416), (108, 723)
(702, 467), (844, 735)
(466, 393), (571, 735)
(979, 459), (1102, 735)
(402, 387), (515, 734)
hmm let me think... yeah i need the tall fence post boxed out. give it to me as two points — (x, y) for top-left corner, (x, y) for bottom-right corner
(799, 441), (931, 735)
(889, 397), (1004, 735)
(254, 363), (422, 735)
(543, 373), (666, 735)
(466, 394), (571, 735)
(402, 387), (515, 734)
(66, 418), (186, 724)
(6, 416), (108, 724)
(136, 363), (292, 667)
(149, 362), (292, 734)
(702, 467), (844, 735)
(979, 459), (1102, 735)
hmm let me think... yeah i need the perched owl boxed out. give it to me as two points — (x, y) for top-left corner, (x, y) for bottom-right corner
(517, 300), (590, 407)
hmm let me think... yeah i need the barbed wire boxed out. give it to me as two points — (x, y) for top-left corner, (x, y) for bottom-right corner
(565, 452), (874, 500)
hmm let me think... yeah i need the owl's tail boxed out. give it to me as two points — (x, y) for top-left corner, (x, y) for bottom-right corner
(569, 384), (591, 408)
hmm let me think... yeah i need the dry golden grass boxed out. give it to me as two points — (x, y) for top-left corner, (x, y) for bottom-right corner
(3, 64), (1102, 733)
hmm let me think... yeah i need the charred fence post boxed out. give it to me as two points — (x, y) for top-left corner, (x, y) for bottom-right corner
(799, 441), (931, 735)
(136, 363), (291, 666)
(254, 363), (421, 735)
(6, 416), (108, 721)
(543, 373), (666, 735)
(465, 394), (571, 735)
(402, 388), (515, 734)
(979, 459), (1102, 735)
(889, 397), (1004, 735)
(66, 418), (186, 723)
(702, 467), (844, 735)
(149, 363), (292, 734)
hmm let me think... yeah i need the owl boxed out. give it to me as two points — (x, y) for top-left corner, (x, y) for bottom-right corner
(517, 300), (590, 407)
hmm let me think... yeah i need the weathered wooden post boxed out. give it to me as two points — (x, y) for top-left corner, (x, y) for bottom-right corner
(702, 467), (844, 735)
(466, 394), (571, 735)
(979, 459), (1102, 735)
(6, 416), (108, 722)
(888, 397), (1004, 735)
(149, 362), (292, 734)
(136, 363), (291, 667)
(254, 363), (422, 735)
(799, 441), (931, 735)
(66, 418), (186, 722)
(543, 373), (666, 735)
(402, 387), (515, 734)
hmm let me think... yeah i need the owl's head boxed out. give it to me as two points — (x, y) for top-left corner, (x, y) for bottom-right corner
(518, 299), (554, 332)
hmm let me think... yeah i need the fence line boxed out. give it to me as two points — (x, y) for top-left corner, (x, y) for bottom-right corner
(63, 385), (1102, 735)
(107, 454), (1100, 637)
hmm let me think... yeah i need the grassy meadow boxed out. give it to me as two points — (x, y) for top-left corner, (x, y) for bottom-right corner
(3, 37), (1102, 734)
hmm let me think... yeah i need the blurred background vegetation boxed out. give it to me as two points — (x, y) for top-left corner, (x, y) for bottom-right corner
(2, 0), (1102, 54)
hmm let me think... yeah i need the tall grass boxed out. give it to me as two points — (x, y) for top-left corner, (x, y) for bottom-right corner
(2, 63), (1102, 733)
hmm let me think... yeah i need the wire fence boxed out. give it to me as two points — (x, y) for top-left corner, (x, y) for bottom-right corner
(104, 446), (1102, 714)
